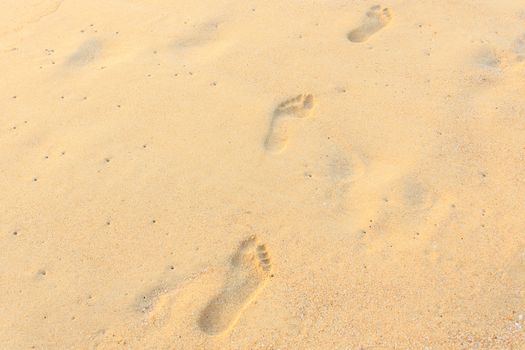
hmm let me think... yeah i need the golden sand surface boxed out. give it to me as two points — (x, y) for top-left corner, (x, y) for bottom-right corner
(1, 1), (525, 349)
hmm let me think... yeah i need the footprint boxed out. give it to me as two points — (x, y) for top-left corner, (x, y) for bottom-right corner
(66, 38), (102, 66)
(198, 236), (272, 335)
(512, 33), (525, 61)
(264, 94), (315, 153)
(169, 20), (235, 65)
(175, 21), (220, 48)
(347, 5), (392, 43)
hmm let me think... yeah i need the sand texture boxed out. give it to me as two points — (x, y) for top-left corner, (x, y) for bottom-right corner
(1, 0), (525, 349)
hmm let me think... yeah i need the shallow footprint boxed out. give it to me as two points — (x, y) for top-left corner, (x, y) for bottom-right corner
(66, 38), (102, 66)
(264, 94), (315, 153)
(512, 33), (525, 61)
(198, 236), (272, 335)
(347, 5), (392, 43)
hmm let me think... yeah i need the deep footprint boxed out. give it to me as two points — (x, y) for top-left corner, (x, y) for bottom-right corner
(264, 94), (315, 153)
(198, 236), (272, 335)
(347, 5), (392, 43)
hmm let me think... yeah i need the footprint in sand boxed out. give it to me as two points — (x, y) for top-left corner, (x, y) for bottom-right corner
(512, 33), (525, 61)
(198, 236), (272, 335)
(347, 5), (392, 43)
(66, 38), (102, 66)
(264, 94), (316, 153)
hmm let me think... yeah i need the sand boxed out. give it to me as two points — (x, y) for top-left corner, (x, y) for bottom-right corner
(1, 0), (525, 349)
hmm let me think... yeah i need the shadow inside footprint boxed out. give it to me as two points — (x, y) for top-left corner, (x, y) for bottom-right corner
(198, 236), (272, 335)
(264, 94), (316, 153)
(347, 5), (392, 43)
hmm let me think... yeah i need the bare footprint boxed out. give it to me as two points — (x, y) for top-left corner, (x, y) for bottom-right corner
(347, 5), (392, 43)
(198, 236), (272, 335)
(264, 94), (315, 153)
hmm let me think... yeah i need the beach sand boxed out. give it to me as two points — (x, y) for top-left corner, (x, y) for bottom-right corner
(1, 0), (525, 348)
